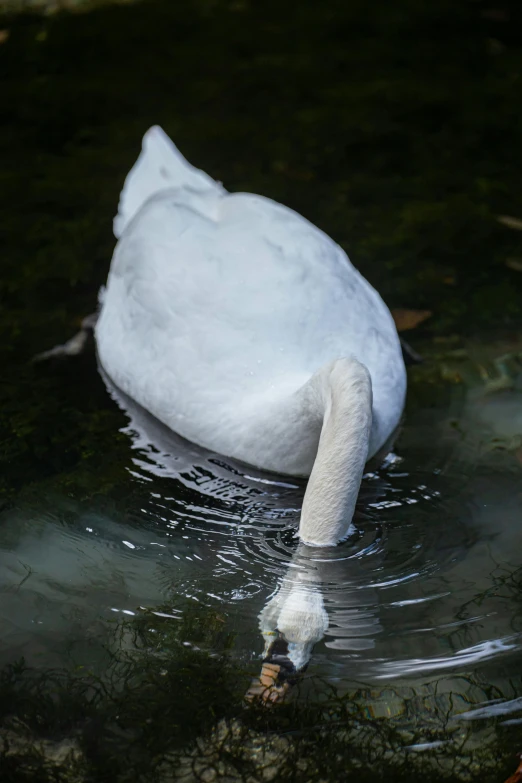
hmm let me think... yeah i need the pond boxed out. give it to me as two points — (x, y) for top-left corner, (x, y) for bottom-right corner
(1, 1), (522, 781)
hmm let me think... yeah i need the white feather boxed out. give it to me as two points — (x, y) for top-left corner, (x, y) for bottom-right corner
(113, 125), (224, 238)
(97, 126), (407, 546)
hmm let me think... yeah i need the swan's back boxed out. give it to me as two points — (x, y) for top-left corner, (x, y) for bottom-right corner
(96, 127), (406, 474)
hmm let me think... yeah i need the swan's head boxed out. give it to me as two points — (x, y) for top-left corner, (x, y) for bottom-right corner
(245, 635), (299, 705)
(246, 581), (328, 705)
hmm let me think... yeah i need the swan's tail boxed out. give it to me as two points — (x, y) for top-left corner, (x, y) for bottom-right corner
(113, 125), (225, 238)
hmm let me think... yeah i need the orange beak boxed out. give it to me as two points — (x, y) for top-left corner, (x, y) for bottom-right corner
(245, 661), (292, 705)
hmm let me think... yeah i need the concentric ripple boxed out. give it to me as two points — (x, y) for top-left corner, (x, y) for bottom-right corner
(2, 364), (522, 696)
(95, 372), (522, 686)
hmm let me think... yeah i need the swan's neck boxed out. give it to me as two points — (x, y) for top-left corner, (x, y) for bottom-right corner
(299, 358), (373, 547)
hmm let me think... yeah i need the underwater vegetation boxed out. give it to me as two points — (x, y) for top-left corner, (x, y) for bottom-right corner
(2, 603), (522, 783)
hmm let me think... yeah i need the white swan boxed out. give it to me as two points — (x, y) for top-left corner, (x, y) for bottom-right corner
(96, 126), (406, 546)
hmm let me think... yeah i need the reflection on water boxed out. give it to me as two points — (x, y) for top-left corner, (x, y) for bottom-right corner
(1, 344), (522, 780)
(5, 358), (522, 683)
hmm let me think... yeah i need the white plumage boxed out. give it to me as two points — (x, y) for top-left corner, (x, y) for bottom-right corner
(96, 126), (406, 546)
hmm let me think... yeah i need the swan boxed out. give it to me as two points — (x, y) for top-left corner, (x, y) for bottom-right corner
(95, 126), (407, 547)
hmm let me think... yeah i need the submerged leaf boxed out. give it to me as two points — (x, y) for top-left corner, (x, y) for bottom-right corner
(391, 309), (432, 332)
(497, 215), (522, 231)
(506, 258), (522, 272)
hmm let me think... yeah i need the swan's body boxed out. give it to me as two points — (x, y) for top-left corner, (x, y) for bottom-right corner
(96, 126), (406, 546)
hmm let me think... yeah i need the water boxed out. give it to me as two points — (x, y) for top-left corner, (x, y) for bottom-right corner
(3, 354), (522, 782)
(2, 1), (522, 781)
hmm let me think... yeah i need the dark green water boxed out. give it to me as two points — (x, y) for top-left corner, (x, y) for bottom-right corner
(2, 1), (522, 781)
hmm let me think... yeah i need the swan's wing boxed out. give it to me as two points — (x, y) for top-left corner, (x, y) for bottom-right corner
(103, 187), (401, 384)
(98, 184), (405, 463)
(109, 126), (398, 386)
(114, 126), (225, 239)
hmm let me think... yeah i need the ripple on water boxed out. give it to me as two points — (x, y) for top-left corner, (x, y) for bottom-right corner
(1, 368), (522, 705)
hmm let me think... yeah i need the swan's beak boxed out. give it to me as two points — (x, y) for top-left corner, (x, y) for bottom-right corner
(245, 635), (300, 705)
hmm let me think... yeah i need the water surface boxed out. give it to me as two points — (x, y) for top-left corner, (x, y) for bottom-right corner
(1, 1), (522, 781)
